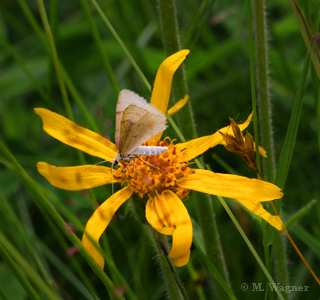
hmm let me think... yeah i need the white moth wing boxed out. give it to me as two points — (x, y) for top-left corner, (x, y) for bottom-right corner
(118, 105), (149, 154)
(115, 89), (167, 155)
(119, 107), (167, 156)
(116, 89), (157, 149)
(115, 90), (138, 149)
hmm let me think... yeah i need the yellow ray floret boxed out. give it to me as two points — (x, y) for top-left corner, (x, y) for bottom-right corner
(236, 199), (283, 230)
(149, 49), (190, 143)
(167, 95), (189, 116)
(35, 108), (118, 161)
(82, 187), (133, 269)
(178, 169), (283, 202)
(146, 190), (192, 267)
(37, 162), (118, 190)
(176, 112), (253, 162)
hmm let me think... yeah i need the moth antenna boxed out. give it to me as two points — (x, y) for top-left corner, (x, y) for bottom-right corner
(111, 161), (115, 195)
(80, 159), (113, 174)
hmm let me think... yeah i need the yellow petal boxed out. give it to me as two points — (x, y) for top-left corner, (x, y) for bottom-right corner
(258, 145), (267, 157)
(236, 199), (283, 230)
(176, 112), (253, 162)
(154, 194), (175, 228)
(146, 198), (175, 235)
(167, 95), (189, 116)
(37, 162), (117, 190)
(82, 187), (133, 269)
(149, 50), (190, 143)
(178, 169), (283, 202)
(35, 108), (118, 161)
(146, 191), (193, 266)
(151, 50), (190, 114)
(176, 135), (223, 162)
(173, 250), (190, 267)
(161, 191), (193, 265)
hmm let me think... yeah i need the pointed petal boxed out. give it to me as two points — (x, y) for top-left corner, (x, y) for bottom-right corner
(167, 95), (189, 116)
(178, 169), (283, 202)
(35, 108), (118, 160)
(236, 199), (283, 230)
(176, 134), (223, 162)
(176, 112), (253, 162)
(151, 50), (190, 114)
(82, 187), (133, 269)
(149, 50), (190, 143)
(258, 145), (267, 157)
(37, 162), (118, 190)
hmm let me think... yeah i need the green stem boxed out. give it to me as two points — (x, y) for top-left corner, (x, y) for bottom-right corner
(36, 0), (73, 121)
(218, 197), (285, 300)
(0, 239), (42, 300)
(144, 227), (184, 300)
(157, 0), (196, 141)
(254, 0), (276, 182)
(0, 138), (124, 300)
(79, 0), (120, 97)
(254, 0), (289, 295)
(89, 0), (151, 92)
(157, 0), (232, 298)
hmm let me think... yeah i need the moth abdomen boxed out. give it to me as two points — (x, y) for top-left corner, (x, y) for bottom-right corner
(133, 146), (168, 157)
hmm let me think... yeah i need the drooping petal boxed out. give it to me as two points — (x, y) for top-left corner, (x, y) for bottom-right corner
(178, 169), (283, 202)
(235, 199), (283, 230)
(149, 50), (190, 143)
(82, 186), (133, 269)
(154, 194), (175, 229)
(162, 191), (192, 266)
(37, 162), (118, 190)
(172, 250), (190, 267)
(35, 108), (118, 161)
(176, 112), (253, 162)
(167, 95), (189, 116)
(146, 198), (175, 235)
(146, 191), (192, 267)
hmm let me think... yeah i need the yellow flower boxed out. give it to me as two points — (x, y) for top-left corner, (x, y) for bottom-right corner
(35, 50), (283, 269)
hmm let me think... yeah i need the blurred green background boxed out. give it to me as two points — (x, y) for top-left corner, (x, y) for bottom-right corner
(0, 0), (319, 299)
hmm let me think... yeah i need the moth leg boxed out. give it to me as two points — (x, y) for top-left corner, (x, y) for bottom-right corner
(132, 159), (152, 185)
(122, 162), (131, 173)
(137, 157), (163, 173)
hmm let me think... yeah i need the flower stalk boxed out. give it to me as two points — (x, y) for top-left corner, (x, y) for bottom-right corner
(254, 0), (289, 293)
(157, 0), (196, 141)
(157, 1), (232, 296)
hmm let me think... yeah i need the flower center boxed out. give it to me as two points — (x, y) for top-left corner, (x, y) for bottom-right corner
(113, 139), (191, 199)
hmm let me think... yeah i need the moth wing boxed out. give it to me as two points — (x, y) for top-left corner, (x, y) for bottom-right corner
(118, 104), (148, 154)
(119, 108), (167, 157)
(115, 90), (154, 149)
(116, 89), (167, 153)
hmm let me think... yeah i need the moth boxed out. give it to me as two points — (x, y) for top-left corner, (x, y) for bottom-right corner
(111, 89), (168, 173)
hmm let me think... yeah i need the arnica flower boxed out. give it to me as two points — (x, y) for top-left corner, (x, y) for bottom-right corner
(35, 50), (283, 268)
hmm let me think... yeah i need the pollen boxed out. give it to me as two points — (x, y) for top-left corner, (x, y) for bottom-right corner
(113, 139), (192, 199)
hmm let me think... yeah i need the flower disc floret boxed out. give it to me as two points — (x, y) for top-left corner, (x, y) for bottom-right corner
(113, 139), (192, 199)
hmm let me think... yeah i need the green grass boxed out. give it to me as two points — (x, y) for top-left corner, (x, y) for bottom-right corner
(0, 0), (320, 299)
